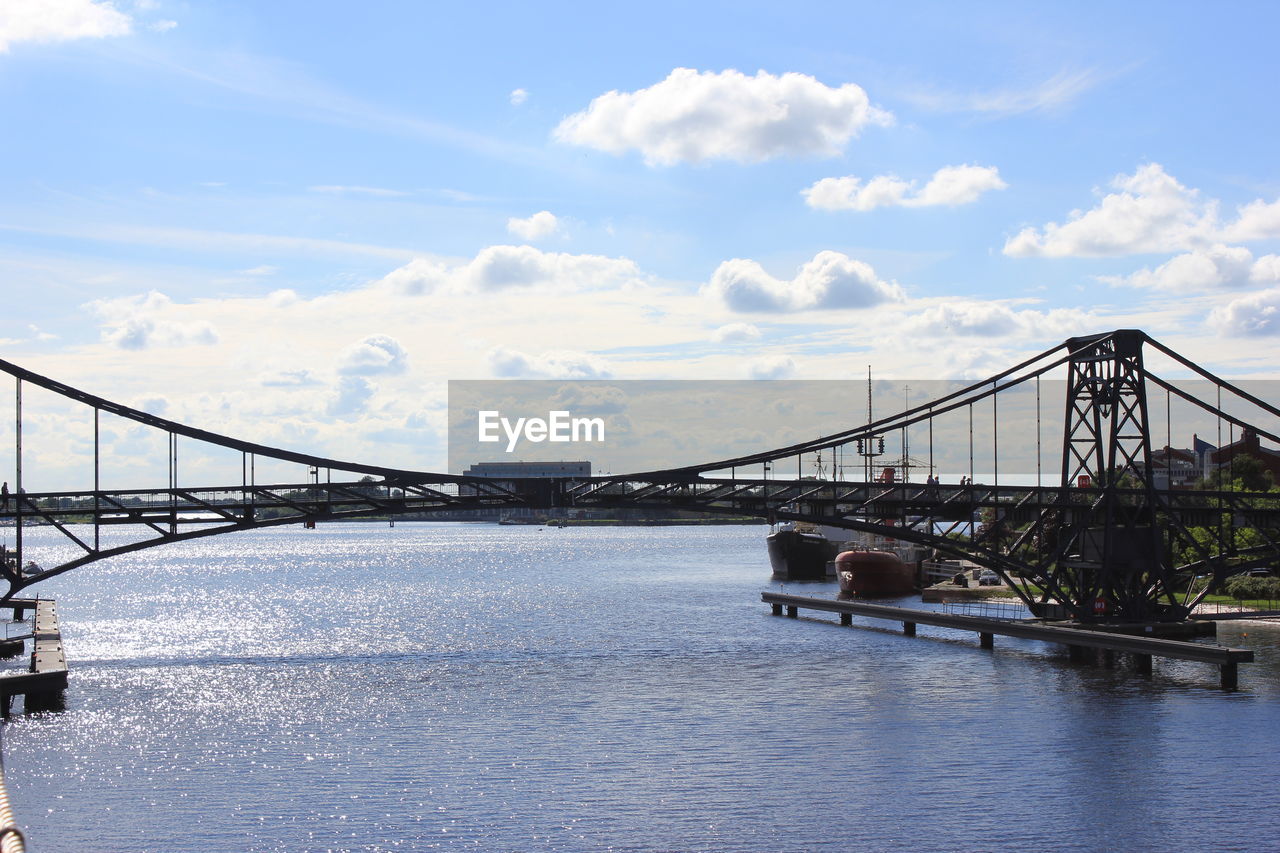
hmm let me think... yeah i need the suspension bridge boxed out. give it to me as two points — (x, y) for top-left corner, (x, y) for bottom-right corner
(2, 329), (1279, 630)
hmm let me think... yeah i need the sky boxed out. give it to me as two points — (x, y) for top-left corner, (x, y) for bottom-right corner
(2, 0), (1280, 481)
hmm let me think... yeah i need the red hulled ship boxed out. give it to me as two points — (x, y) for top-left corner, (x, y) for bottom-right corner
(836, 549), (915, 597)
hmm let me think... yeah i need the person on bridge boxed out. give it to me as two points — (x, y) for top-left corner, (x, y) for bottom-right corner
(1, 481), (8, 511)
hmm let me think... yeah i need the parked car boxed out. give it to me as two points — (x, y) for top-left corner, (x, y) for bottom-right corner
(978, 570), (1000, 586)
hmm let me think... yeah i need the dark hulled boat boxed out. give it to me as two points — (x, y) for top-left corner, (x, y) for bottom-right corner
(767, 523), (838, 580)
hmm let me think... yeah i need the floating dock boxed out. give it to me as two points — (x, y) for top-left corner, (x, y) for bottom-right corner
(762, 592), (1254, 689)
(0, 598), (67, 715)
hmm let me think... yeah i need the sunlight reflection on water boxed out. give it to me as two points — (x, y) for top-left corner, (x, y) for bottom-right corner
(3, 522), (1280, 851)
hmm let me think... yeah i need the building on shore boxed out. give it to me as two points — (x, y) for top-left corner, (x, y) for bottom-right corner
(1145, 430), (1280, 490)
(460, 461), (592, 521)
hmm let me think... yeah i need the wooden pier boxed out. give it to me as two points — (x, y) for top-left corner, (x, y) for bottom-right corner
(0, 598), (67, 715)
(763, 592), (1255, 689)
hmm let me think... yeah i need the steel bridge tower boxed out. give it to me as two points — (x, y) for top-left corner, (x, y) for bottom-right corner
(1054, 331), (1174, 621)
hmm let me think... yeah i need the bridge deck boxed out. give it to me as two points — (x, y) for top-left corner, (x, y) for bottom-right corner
(762, 592), (1253, 689)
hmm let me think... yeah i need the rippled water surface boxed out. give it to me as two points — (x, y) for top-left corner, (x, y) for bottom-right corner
(4, 522), (1280, 851)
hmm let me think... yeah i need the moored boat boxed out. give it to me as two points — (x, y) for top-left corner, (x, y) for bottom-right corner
(836, 549), (915, 597)
(767, 522), (838, 580)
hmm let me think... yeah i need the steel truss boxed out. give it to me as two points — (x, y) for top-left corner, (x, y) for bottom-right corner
(3, 329), (1280, 623)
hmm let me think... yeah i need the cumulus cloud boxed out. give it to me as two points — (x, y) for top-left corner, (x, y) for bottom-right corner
(901, 301), (1094, 338)
(89, 291), (218, 350)
(487, 346), (612, 379)
(1210, 289), (1280, 337)
(380, 259), (450, 295)
(711, 322), (762, 343)
(336, 334), (408, 375)
(1101, 245), (1280, 292)
(804, 164), (1007, 211)
(554, 67), (892, 166)
(746, 355), (796, 379)
(506, 211), (559, 241)
(327, 376), (376, 416)
(509, 88), (528, 106)
(705, 251), (905, 313)
(1004, 163), (1280, 258)
(1221, 198), (1280, 243)
(379, 246), (643, 295)
(1004, 164), (1216, 257)
(0, 0), (131, 52)
(267, 288), (300, 306)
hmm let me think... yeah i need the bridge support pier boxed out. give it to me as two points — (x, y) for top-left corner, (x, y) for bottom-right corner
(840, 613), (852, 626)
(786, 606), (798, 619)
(979, 632), (993, 649)
(903, 621), (916, 637)
(1068, 645), (1086, 662)
(1221, 662), (1238, 690)
(771, 603), (782, 616)
(1134, 653), (1152, 675)
(0, 640), (21, 660)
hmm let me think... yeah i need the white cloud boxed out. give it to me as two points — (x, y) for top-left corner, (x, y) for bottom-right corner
(711, 322), (761, 343)
(509, 88), (528, 106)
(260, 369), (322, 388)
(241, 265), (278, 276)
(487, 346), (612, 379)
(901, 301), (1094, 338)
(336, 334), (408, 375)
(804, 164), (1006, 211)
(705, 251), (905, 312)
(89, 290), (218, 350)
(746, 355), (796, 379)
(1004, 164), (1217, 257)
(0, 0), (132, 52)
(1210, 288), (1280, 337)
(149, 19), (176, 33)
(1004, 163), (1280, 258)
(506, 211), (559, 241)
(1101, 245), (1280, 292)
(1221, 198), (1280, 243)
(379, 245), (643, 295)
(554, 67), (892, 166)
(328, 376), (376, 416)
(379, 259), (450, 295)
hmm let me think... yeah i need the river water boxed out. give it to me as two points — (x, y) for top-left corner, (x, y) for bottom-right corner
(3, 522), (1280, 851)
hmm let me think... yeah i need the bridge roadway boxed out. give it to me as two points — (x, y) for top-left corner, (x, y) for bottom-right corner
(10, 473), (1280, 580)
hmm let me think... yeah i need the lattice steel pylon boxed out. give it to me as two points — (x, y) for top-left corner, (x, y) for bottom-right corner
(1050, 330), (1179, 621)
